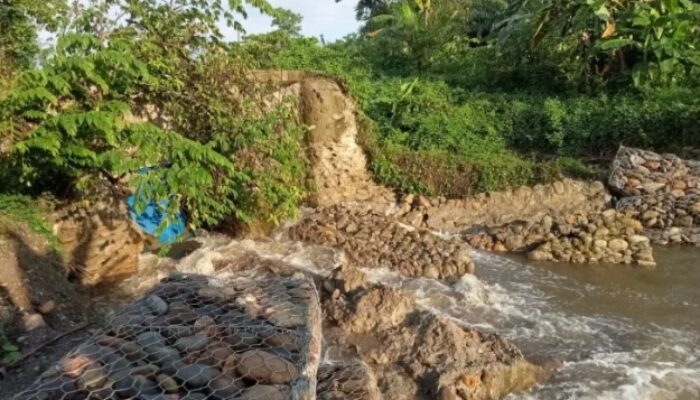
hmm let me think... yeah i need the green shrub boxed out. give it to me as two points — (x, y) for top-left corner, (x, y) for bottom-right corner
(247, 34), (700, 198)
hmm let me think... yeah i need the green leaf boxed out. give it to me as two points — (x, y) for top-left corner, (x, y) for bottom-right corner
(597, 38), (635, 50)
(2, 343), (18, 352)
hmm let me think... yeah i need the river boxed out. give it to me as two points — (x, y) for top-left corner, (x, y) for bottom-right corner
(363, 246), (700, 399)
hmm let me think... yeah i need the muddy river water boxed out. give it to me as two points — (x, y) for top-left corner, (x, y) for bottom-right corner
(364, 246), (700, 399)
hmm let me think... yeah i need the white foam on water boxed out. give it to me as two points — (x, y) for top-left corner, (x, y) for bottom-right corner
(364, 250), (700, 399)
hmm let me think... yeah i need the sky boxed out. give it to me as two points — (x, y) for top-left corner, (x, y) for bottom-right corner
(228, 0), (362, 42)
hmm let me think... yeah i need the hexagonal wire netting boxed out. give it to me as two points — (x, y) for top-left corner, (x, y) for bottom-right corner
(14, 273), (321, 400)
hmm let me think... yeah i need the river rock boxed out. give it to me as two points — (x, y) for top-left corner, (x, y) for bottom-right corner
(208, 374), (246, 399)
(145, 295), (169, 315)
(608, 239), (629, 251)
(174, 364), (220, 388)
(174, 334), (209, 352)
(237, 350), (298, 384)
(137, 331), (167, 348)
(156, 374), (180, 393)
(239, 385), (289, 400)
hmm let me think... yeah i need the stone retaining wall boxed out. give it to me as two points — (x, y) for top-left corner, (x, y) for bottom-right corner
(288, 206), (475, 279)
(52, 200), (144, 286)
(465, 210), (655, 267)
(392, 179), (611, 233)
(609, 146), (700, 246)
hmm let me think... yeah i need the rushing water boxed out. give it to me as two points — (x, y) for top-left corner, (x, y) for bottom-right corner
(362, 246), (700, 400)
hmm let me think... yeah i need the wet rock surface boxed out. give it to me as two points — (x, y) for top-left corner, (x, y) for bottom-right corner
(288, 206), (475, 279)
(321, 263), (548, 400)
(15, 273), (321, 400)
(609, 146), (700, 246)
(466, 210), (656, 267)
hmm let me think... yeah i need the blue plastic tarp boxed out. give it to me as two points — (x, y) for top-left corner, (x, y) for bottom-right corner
(127, 195), (186, 245)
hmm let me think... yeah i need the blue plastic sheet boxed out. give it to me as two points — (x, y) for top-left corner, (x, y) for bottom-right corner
(127, 195), (186, 245)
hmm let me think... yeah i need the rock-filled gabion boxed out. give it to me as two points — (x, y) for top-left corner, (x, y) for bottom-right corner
(15, 274), (321, 400)
(608, 146), (700, 246)
(466, 210), (655, 267)
(288, 206), (475, 279)
(609, 146), (699, 197)
(392, 179), (610, 233)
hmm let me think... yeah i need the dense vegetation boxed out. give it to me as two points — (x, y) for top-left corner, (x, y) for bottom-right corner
(249, 0), (700, 194)
(1, 0), (699, 235)
(1, 0), (310, 233)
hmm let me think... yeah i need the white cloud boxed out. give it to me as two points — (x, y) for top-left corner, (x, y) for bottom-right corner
(225, 0), (361, 42)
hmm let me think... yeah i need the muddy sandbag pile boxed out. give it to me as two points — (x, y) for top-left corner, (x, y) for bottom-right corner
(465, 210), (655, 267)
(609, 146), (700, 245)
(322, 263), (547, 400)
(288, 206), (475, 279)
(14, 273), (321, 400)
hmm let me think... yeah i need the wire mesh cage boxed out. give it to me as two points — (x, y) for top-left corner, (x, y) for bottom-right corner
(14, 273), (321, 400)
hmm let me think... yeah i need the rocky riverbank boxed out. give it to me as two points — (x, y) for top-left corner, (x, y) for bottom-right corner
(465, 210), (655, 267)
(14, 236), (548, 400)
(322, 262), (549, 400)
(610, 146), (700, 246)
(288, 206), (475, 279)
(4, 72), (699, 400)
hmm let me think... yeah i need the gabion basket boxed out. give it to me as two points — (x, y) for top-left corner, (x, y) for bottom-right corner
(14, 273), (321, 400)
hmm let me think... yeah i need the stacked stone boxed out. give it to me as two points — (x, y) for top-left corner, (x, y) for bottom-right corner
(392, 179), (610, 233)
(609, 146), (699, 197)
(527, 211), (655, 267)
(288, 206), (475, 279)
(52, 199), (144, 286)
(466, 210), (655, 267)
(15, 274), (321, 400)
(609, 146), (700, 246)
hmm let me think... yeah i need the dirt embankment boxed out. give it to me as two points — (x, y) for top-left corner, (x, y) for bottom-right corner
(253, 70), (396, 211)
(0, 218), (98, 397)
